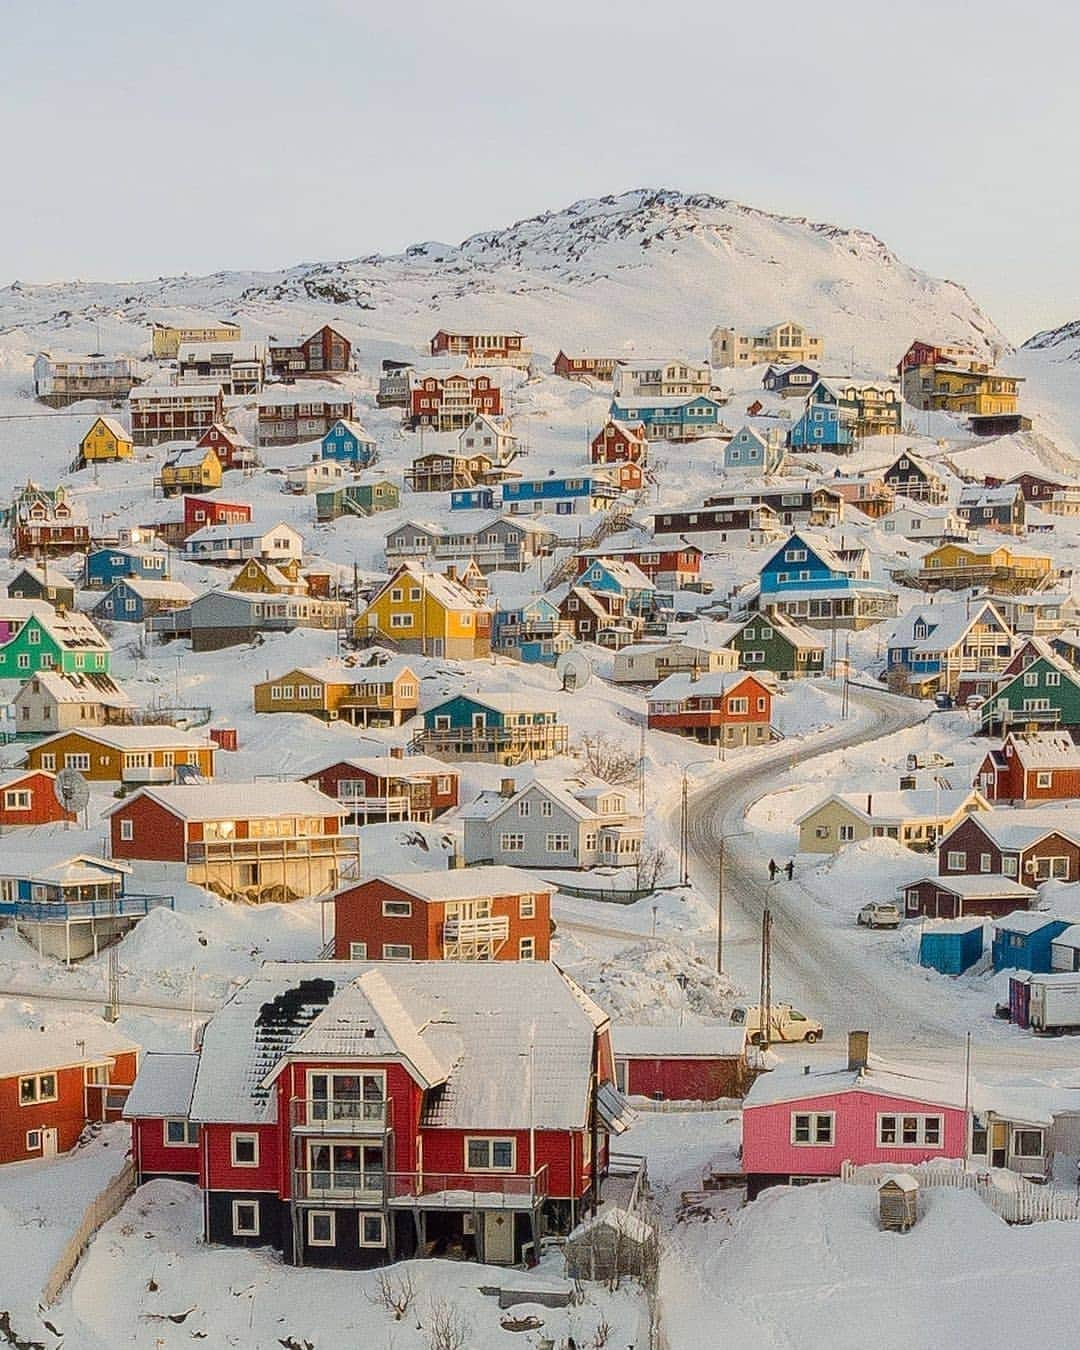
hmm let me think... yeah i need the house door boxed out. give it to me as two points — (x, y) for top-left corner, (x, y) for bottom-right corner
(990, 1122), (1008, 1168)
(41, 1129), (59, 1158)
(483, 1211), (515, 1265)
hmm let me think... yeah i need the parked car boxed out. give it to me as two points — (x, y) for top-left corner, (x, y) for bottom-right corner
(905, 752), (954, 771)
(730, 1002), (823, 1044)
(857, 902), (901, 929)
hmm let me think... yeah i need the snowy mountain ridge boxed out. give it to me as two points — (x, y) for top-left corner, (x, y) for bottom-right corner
(0, 188), (1004, 375)
(1022, 318), (1080, 357)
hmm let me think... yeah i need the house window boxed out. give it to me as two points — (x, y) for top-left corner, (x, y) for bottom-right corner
(540, 800), (553, 817)
(791, 1113), (834, 1145)
(19, 1073), (57, 1105)
(519, 894), (536, 919)
(519, 937), (536, 960)
(1013, 1128), (1045, 1158)
(360, 1213), (386, 1247)
(946, 851), (966, 870)
(382, 899), (411, 918)
(64, 754), (91, 771)
(518, 800), (531, 817)
(1036, 772), (1053, 788)
(231, 1133), (259, 1167)
(382, 944), (412, 959)
(25, 1130), (42, 1151)
(307, 1210), (336, 1247)
(499, 833), (525, 853)
(838, 825), (855, 842)
(41, 754), (55, 770)
(1003, 856), (1018, 877)
(120, 819), (134, 841)
(546, 833), (571, 852)
(3, 790), (31, 810)
(349, 942), (368, 959)
(877, 1114), (943, 1147)
(231, 1200), (259, 1237)
(466, 1137), (515, 1171)
(165, 1119), (199, 1146)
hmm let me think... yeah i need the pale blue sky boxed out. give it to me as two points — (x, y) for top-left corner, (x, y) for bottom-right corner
(1, 0), (1073, 340)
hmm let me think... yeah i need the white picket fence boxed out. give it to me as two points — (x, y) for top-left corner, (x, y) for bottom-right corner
(41, 1159), (137, 1305)
(839, 1158), (1080, 1224)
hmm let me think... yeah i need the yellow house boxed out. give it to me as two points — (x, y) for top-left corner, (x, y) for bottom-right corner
(918, 543), (1053, 592)
(151, 322), (241, 359)
(355, 560), (493, 659)
(80, 417), (134, 466)
(229, 557), (308, 595)
(904, 362), (1023, 416)
(796, 788), (989, 855)
(158, 445), (223, 497)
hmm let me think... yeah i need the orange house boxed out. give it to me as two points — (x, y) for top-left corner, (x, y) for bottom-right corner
(25, 727), (217, 784)
(646, 670), (777, 746)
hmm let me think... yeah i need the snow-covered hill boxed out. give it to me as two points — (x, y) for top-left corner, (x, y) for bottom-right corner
(0, 188), (1003, 375)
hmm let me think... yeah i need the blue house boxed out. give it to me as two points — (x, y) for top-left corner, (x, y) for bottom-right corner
(762, 363), (819, 396)
(757, 530), (897, 628)
(885, 600), (1011, 691)
(723, 425), (784, 474)
(577, 557), (656, 617)
(451, 487), (497, 511)
(413, 692), (568, 758)
(502, 471), (619, 516)
(321, 419), (376, 466)
(992, 913), (1075, 973)
(493, 597), (572, 665)
(84, 547), (168, 589)
(610, 394), (726, 442)
(919, 919), (984, 975)
(789, 401), (854, 452)
(91, 577), (193, 624)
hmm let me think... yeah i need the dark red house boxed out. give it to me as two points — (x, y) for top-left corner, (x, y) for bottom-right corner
(612, 1026), (749, 1102)
(899, 873), (1037, 920)
(430, 330), (526, 364)
(647, 670), (777, 747)
(269, 326), (352, 379)
(123, 961), (635, 1268)
(590, 420), (647, 465)
(302, 751), (459, 825)
(937, 809), (1080, 884)
(576, 542), (703, 588)
(984, 472), (1065, 504)
(183, 494), (252, 538)
(554, 351), (618, 382)
(124, 1051), (200, 1181)
(0, 768), (76, 828)
(975, 731), (1080, 805)
(0, 1025), (137, 1166)
(409, 373), (502, 431)
(196, 423), (256, 471)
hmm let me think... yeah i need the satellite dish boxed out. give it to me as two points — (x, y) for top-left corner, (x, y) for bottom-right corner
(54, 767), (90, 815)
(556, 649), (593, 692)
(174, 763), (205, 785)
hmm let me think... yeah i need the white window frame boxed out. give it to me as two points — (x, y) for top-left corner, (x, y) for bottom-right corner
(120, 819), (134, 841)
(382, 899), (412, 918)
(19, 1073), (58, 1105)
(790, 1112), (834, 1146)
(359, 1212), (386, 1247)
(349, 941), (368, 959)
(519, 894), (536, 919)
(164, 1118), (198, 1146)
(231, 1132), (259, 1168)
(382, 943), (412, 960)
(25, 1130), (42, 1151)
(519, 937), (536, 960)
(465, 1136), (516, 1172)
(307, 1210), (336, 1247)
(231, 1199), (259, 1237)
(876, 1113), (943, 1148)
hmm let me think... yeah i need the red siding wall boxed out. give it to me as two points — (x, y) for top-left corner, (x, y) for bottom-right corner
(623, 1056), (744, 1102)
(0, 771), (76, 827)
(135, 1117), (200, 1177)
(419, 1127), (581, 1199)
(0, 1051), (136, 1165)
(110, 796), (187, 862)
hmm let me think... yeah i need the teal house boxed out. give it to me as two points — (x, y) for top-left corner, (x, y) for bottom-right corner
(0, 606), (111, 680)
(315, 479), (400, 522)
(412, 692), (569, 760)
(980, 655), (1080, 735)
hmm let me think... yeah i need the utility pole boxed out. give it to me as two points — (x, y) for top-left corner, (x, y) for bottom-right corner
(680, 774), (689, 885)
(758, 905), (772, 1051)
(841, 632), (851, 718)
(716, 840), (725, 975)
(105, 941), (120, 1023)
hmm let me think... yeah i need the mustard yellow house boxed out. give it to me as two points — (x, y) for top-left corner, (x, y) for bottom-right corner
(902, 361), (1023, 416)
(228, 557), (308, 595)
(916, 543), (1053, 592)
(355, 560), (493, 658)
(79, 417), (134, 467)
(151, 322), (241, 359)
(158, 445), (223, 497)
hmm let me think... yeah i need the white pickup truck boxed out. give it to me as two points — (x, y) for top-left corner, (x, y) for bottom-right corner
(730, 1002), (823, 1044)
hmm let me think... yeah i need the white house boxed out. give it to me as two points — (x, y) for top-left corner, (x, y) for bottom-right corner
(458, 414), (517, 462)
(183, 520), (304, 564)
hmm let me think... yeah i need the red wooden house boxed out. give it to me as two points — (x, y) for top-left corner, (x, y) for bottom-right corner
(129, 384), (224, 446)
(557, 587), (630, 642)
(612, 1026), (749, 1102)
(975, 731), (1080, 805)
(331, 866), (554, 962)
(429, 331), (528, 366)
(554, 351), (618, 382)
(302, 751), (459, 824)
(0, 768), (76, 827)
(409, 373), (502, 432)
(576, 542), (704, 589)
(269, 326), (352, 379)
(0, 1024), (137, 1166)
(935, 808), (1080, 885)
(647, 670), (777, 747)
(984, 472), (1065, 504)
(123, 962), (634, 1268)
(184, 495), (252, 538)
(590, 421), (648, 466)
(11, 486), (91, 558)
(125, 1051), (200, 1181)
(196, 423), (256, 471)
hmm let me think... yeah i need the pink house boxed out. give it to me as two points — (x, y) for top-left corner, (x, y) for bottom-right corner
(742, 1033), (970, 1198)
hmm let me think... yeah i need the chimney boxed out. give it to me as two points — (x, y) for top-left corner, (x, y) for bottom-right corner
(847, 1030), (869, 1072)
(866, 793), (872, 816)
(389, 746), (403, 760)
(448, 852), (466, 870)
(445, 564), (457, 582)
(500, 777), (516, 797)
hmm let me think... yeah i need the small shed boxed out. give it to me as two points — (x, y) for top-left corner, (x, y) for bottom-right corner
(919, 918), (984, 975)
(564, 1207), (656, 1284)
(878, 1174), (919, 1232)
(1051, 925), (1080, 973)
(993, 912), (1074, 974)
(612, 1025), (749, 1101)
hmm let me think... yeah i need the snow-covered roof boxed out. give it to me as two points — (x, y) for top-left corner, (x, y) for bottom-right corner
(104, 782), (344, 822)
(1051, 925), (1080, 952)
(164, 445), (216, 468)
(797, 789), (983, 826)
(328, 419), (375, 441)
(15, 670), (132, 708)
(959, 483), (1020, 507)
(185, 519), (297, 544)
(106, 579), (196, 602)
(277, 656), (417, 687)
(304, 753), (453, 781)
(0, 850), (132, 885)
(32, 725), (212, 752)
(887, 600), (1005, 653)
(993, 909), (1071, 934)
(648, 669), (765, 701)
(0, 1024), (137, 1081)
(370, 560), (491, 613)
(612, 1025), (746, 1059)
(257, 382), (352, 407)
(959, 807), (1080, 851)
(903, 875), (1036, 899)
(1006, 731), (1080, 770)
(745, 1053), (969, 1110)
(461, 779), (598, 825)
(130, 382), (222, 400)
(357, 866), (555, 904)
(85, 415), (131, 441)
(189, 961), (614, 1130)
(124, 1051), (199, 1119)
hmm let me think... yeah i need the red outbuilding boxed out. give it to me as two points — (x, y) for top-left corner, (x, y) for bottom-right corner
(0, 768), (76, 828)
(590, 420), (648, 466)
(613, 1026), (749, 1102)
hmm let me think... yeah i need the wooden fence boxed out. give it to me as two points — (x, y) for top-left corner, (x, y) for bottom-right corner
(41, 1159), (136, 1305)
(839, 1158), (1080, 1224)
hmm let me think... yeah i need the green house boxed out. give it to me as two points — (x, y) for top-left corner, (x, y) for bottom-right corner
(316, 479), (400, 522)
(0, 608), (111, 680)
(980, 655), (1080, 734)
(725, 610), (826, 679)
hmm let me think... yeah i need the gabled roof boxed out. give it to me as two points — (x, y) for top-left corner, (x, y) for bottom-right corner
(85, 416), (132, 442)
(887, 599), (1009, 654)
(1005, 731), (1080, 770)
(104, 781), (344, 822)
(745, 1053), (969, 1110)
(648, 669), (768, 701)
(326, 418), (374, 442)
(124, 1051), (198, 1119)
(104, 579), (195, 602)
(350, 866), (555, 904)
(581, 558), (655, 591)
(14, 670), (131, 707)
(612, 1025), (746, 1059)
(461, 778), (601, 825)
(0, 1023), (138, 1082)
(367, 560), (491, 614)
(943, 806), (1080, 852)
(902, 874), (1037, 900)
(796, 788), (986, 826)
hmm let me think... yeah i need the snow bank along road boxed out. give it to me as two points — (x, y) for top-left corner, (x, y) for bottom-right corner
(683, 685), (976, 1047)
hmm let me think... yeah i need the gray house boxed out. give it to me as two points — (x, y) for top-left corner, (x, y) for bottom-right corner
(150, 589), (348, 652)
(384, 515), (557, 572)
(462, 775), (644, 869)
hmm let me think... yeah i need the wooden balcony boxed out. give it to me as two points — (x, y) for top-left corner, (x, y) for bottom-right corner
(441, 913), (510, 958)
(290, 1096), (391, 1133)
(410, 724), (568, 762)
(186, 836), (357, 863)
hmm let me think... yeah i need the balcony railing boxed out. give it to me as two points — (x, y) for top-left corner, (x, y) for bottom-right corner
(410, 725), (568, 758)
(290, 1097), (390, 1132)
(441, 914), (510, 945)
(385, 1167), (548, 1208)
(292, 1169), (385, 1204)
(0, 893), (174, 923)
(186, 837), (357, 863)
(122, 764), (178, 784)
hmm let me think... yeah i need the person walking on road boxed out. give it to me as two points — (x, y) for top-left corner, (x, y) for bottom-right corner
(785, 859), (795, 881)
(768, 859), (778, 881)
